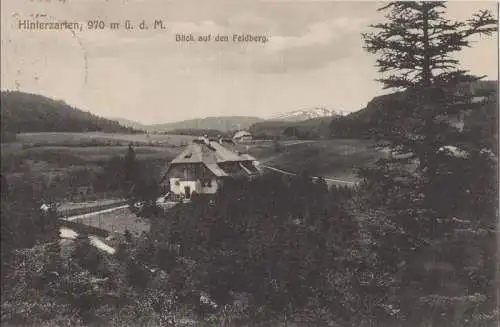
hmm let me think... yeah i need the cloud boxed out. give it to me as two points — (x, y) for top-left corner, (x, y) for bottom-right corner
(267, 17), (367, 52)
(218, 17), (369, 74)
(1, 0), (495, 124)
(170, 20), (226, 34)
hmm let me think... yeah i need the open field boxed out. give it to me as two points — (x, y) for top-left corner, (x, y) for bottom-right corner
(250, 139), (386, 182)
(58, 199), (128, 218)
(16, 145), (178, 161)
(0, 145), (179, 179)
(1, 133), (193, 160)
(70, 207), (150, 236)
(15, 132), (196, 146)
(58, 198), (126, 212)
(1, 132), (189, 177)
(0, 133), (188, 203)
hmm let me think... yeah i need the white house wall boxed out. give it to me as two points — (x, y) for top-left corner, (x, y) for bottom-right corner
(170, 178), (196, 195)
(168, 178), (179, 194)
(169, 178), (219, 195)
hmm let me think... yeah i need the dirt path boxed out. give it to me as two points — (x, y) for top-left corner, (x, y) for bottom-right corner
(60, 226), (116, 254)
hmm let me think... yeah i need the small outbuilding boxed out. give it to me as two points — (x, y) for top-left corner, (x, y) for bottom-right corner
(233, 131), (252, 142)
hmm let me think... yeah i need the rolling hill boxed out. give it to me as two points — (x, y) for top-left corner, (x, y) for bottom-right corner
(114, 108), (345, 135)
(250, 116), (334, 139)
(1, 91), (139, 136)
(144, 116), (264, 133)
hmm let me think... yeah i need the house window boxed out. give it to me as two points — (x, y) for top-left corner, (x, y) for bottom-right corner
(202, 179), (212, 187)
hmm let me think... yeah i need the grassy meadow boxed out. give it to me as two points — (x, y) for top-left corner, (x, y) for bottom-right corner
(249, 139), (386, 182)
(72, 208), (151, 236)
(15, 132), (196, 146)
(0, 132), (194, 202)
(1, 132), (193, 172)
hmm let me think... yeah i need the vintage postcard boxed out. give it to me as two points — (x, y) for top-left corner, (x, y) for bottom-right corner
(1, 1), (498, 326)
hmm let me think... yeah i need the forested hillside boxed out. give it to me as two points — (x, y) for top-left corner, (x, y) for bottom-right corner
(249, 116), (333, 139)
(1, 91), (139, 135)
(329, 80), (498, 141)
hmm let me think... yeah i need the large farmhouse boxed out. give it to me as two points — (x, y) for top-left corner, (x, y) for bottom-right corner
(160, 136), (260, 199)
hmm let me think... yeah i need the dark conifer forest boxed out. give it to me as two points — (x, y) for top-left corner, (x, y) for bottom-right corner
(1, 91), (139, 135)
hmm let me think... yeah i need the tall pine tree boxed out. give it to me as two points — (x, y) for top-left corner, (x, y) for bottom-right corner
(124, 144), (139, 198)
(359, 2), (498, 325)
(362, 1), (496, 183)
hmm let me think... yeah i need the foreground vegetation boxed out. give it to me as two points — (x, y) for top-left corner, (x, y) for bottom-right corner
(1, 165), (497, 326)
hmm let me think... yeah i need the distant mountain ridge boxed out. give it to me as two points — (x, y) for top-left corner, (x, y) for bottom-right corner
(250, 116), (334, 139)
(1, 91), (139, 135)
(144, 116), (264, 133)
(112, 109), (345, 133)
(270, 107), (347, 122)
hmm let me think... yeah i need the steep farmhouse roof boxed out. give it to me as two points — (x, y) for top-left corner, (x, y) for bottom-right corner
(204, 163), (229, 177)
(170, 139), (253, 164)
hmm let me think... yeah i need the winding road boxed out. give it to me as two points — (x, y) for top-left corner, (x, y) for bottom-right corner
(256, 140), (358, 186)
(259, 164), (357, 186)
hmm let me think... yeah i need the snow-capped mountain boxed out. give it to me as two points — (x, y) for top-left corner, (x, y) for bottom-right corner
(269, 107), (347, 122)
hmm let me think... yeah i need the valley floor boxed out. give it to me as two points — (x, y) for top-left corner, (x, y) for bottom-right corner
(250, 139), (385, 183)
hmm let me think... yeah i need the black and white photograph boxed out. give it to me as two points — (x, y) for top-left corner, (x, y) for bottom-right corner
(1, 0), (499, 326)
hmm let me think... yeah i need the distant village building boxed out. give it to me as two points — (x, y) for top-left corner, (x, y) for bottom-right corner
(233, 130), (252, 143)
(160, 136), (260, 199)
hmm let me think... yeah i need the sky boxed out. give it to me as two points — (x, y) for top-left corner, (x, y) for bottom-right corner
(1, 0), (498, 125)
